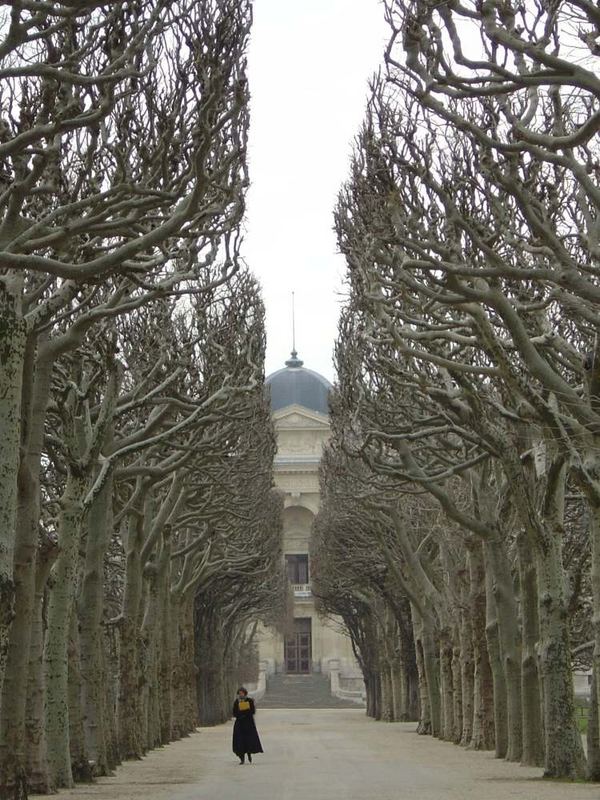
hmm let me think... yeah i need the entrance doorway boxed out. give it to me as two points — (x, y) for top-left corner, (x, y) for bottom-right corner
(285, 618), (312, 674)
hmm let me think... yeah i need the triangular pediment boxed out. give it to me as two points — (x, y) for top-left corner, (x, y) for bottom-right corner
(273, 403), (330, 429)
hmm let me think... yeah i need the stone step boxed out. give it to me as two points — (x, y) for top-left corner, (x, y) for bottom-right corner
(259, 673), (361, 709)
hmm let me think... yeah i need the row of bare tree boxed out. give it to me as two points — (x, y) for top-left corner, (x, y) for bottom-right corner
(313, 0), (600, 781)
(0, 2), (285, 798)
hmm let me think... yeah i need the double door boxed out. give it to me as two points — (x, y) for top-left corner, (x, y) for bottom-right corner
(285, 617), (312, 674)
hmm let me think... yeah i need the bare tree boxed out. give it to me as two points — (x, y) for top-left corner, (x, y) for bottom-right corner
(317, 2), (600, 774)
(0, 0), (251, 703)
(0, 3), (290, 797)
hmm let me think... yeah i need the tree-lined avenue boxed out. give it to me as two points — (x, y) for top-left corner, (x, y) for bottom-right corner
(32, 710), (599, 800)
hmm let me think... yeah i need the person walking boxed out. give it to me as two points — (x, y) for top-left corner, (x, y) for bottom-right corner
(232, 687), (263, 765)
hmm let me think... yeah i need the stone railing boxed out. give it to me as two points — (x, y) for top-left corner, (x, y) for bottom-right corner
(291, 583), (311, 597)
(327, 658), (366, 704)
(248, 661), (268, 702)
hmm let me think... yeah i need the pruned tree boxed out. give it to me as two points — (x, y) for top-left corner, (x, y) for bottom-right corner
(0, 2), (289, 797)
(314, 0), (600, 781)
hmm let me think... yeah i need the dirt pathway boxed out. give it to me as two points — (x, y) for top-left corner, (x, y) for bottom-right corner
(34, 709), (599, 800)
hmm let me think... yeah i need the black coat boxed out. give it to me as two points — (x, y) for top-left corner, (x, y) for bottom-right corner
(232, 697), (264, 756)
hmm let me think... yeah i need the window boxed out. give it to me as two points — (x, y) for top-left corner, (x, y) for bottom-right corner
(285, 554), (309, 584)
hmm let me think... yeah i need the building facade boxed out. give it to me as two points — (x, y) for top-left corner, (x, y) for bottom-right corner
(256, 351), (360, 680)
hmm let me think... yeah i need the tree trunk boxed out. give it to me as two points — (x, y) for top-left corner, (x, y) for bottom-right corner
(169, 594), (185, 738)
(171, 594), (197, 736)
(157, 530), (173, 744)
(25, 539), (58, 794)
(380, 663), (393, 722)
(587, 667), (600, 780)
(392, 658), (408, 721)
(364, 670), (378, 719)
(421, 621), (441, 737)
(412, 610), (431, 735)
(451, 627), (463, 744)
(118, 511), (145, 759)
(407, 659), (420, 722)
(0, 340), (51, 798)
(0, 276), (25, 698)
(484, 537), (522, 761)
(400, 612), (419, 722)
(198, 656), (228, 726)
(140, 559), (161, 751)
(79, 477), (113, 776)
(536, 533), (586, 778)
(469, 542), (495, 751)
(68, 611), (93, 782)
(372, 672), (382, 721)
(45, 471), (88, 788)
(459, 607), (473, 747)
(181, 597), (198, 733)
(196, 614), (228, 726)
(483, 551), (508, 758)
(588, 501), (600, 778)
(516, 533), (544, 766)
(508, 435), (584, 776)
(439, 629), (454, 740)
(102, 627), (120, 771)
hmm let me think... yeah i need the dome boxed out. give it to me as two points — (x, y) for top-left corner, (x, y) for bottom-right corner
(266, 351), (331, 415)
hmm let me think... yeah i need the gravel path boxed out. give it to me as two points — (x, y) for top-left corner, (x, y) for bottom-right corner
(34, 709), (600, 800)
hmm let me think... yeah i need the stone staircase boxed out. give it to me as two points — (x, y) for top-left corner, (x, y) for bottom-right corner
(259, 673), (361, 709)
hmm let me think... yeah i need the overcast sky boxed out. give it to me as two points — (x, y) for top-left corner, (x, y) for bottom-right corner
(244, 1), (388, 383)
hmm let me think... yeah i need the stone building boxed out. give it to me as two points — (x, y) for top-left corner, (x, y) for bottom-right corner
(256, 350), (361, 689)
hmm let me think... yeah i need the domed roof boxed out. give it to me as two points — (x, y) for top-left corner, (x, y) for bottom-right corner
(266, 351), (331, 415)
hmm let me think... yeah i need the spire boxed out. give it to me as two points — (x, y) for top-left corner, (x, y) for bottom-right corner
(292, 290), (296, 354)
(285, 291), (304, 368)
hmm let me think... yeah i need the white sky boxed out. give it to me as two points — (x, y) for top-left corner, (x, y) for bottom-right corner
(244, 1), (388, 383)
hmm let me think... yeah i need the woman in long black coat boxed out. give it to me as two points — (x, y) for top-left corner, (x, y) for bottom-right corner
(232, 687), (263, 764)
